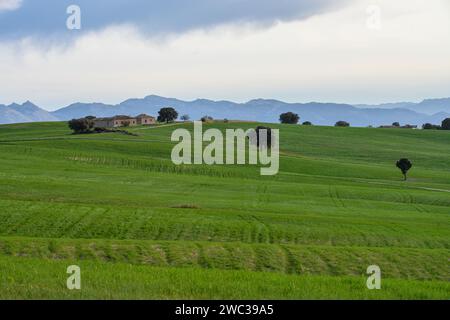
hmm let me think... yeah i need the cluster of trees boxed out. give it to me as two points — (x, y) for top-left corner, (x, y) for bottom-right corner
(279, 112), (351, 127)
(422, 118), (450, 130)
(279, 112), (314, 126)
(68, 117), (95, 134)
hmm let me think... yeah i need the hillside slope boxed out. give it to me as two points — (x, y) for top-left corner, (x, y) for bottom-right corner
(0, 122), (449, 299)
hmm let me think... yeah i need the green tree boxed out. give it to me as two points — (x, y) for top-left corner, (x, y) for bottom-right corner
(422, 123), (440, 130)
(68, 118), (93, 134)
(279, 112), (299, 124)
(157, 107), (178, 123)
(201, 115), (213, 123)
(335, 121), (350, 127)
(396, 158), (413, 181)
(442, 118), (450, 130)
(255, 126), (272, 149)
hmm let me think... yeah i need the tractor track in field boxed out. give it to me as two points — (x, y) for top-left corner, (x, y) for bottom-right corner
(367, 181), (450, 194)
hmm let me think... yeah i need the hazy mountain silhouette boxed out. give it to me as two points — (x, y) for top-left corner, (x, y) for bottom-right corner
(1, 95), (449, 127)
(0, 101), (59, 124)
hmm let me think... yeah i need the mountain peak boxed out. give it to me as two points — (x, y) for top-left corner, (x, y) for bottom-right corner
(22, 100), (38, 107)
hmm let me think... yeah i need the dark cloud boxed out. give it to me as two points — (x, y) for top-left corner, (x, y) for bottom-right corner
(0, 0), (350, 39)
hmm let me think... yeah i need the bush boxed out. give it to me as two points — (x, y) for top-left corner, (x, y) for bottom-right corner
(335, 121), (350, 127)
(302, 121), (312, 126)
(392, 122), (400, 127)
(279, 112), (300, 124)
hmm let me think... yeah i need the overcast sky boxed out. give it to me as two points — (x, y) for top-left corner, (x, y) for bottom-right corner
(0, 0), (449, 110)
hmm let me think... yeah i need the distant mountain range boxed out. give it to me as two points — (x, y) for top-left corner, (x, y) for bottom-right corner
(1, 96), (449, 127)
(0, 101), (59, 124)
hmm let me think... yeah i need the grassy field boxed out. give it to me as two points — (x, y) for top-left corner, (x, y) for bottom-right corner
(0, 121), (449, 299)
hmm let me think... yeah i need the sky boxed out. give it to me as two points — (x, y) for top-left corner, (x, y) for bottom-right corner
(0, 0), (449, 110)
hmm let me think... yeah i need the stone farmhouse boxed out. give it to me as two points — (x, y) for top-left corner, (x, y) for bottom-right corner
(93, 114), (156, 128)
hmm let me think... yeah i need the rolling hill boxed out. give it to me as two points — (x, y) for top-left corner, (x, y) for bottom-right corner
(0, 121), (449, 299)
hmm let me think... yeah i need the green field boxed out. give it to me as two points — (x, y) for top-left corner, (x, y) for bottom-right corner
(0, 121), (449, 299)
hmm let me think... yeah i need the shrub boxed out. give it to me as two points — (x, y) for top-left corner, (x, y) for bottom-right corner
(302, 121), (312, 126)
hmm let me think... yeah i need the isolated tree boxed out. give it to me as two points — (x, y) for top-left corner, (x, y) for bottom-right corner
(279, 112), (299, 124)
(396, 158), (413, 181)
(392, 122), (400, 127)
(442, 118), (450, 130)
(335, 121), (350, 127)
(254, 126), (272, 149)
(302, 121), (312, 126)
(68, 118), (93, 134)
(180, 114), (190, 122)
(157, 107), (178, 123)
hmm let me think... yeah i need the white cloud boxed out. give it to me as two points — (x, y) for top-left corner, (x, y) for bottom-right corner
(0, 0), (449, 109)
(0, 0), (22, 11)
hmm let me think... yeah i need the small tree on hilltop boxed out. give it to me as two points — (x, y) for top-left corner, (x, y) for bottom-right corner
(396, 158), (413, 181)
(442, 118), (450, 130)
(302, 121), (312, 126)
(279, 112), (299, 124)
(201, 115), (213, 123)
(157, 107), (178, 123)
(335, 121), (350, 127)
(392, 122), (400, 127)
(180, 114), (190, 122)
